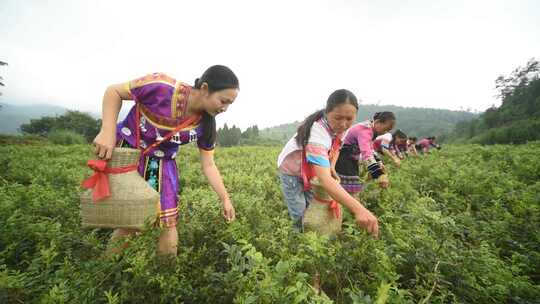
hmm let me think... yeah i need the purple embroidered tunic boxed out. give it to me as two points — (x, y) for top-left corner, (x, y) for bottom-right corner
(116, 73), (214, 227)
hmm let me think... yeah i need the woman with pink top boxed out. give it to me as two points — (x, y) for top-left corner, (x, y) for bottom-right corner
(373, 130), (407, 167)
(389, 130), (408, 160)
(335, 112), (396, 196)
(416, 136), (440, 154)
(406, 137), (419, 156)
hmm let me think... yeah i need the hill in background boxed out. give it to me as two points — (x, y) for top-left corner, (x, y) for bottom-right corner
(0, 102), (68, 134)
(447, 58), (540, 144)
(0, 102), (130, 134)
(0, 102), (477, 143)
(260, 104), (477, 142)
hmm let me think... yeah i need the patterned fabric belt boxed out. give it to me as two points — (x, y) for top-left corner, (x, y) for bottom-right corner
(338, 174), (363, 193)
(338, 174), (361, 183)
(119, 139), (178, 160)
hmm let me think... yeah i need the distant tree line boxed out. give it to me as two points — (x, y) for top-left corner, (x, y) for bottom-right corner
(20, 112), (280, 146)
(216, 124), (279, 146)
(259, 107), (477, 144)
(20, 111), (100, 144)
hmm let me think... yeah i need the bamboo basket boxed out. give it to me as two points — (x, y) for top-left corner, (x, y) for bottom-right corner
(302, 178), (342, 236)
(80, 148), (160, 229)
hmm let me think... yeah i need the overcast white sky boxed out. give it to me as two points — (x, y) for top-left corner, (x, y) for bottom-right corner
(1, 0), (539, 129)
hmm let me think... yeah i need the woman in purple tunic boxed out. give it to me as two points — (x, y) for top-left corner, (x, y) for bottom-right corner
(92, 65), (239, 256)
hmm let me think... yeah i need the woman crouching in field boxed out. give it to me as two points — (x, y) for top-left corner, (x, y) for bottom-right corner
(335, 111), (395, 197)
(276, 89), (378, 236)
(92, 65), (238, 256)
(390, 130), (409, 160)
(416, 136), (440, 154)
(406, 136), (419, 157)
(373, 129), (407, 168)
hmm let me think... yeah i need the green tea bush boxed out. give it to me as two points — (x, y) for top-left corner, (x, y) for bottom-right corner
(0, 134), (49, 145)
(47, 129), (87, 145)
(0, 143), (539, 303)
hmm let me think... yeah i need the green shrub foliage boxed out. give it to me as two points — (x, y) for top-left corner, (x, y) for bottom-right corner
(47, 129), (87, 145)
(0, 143), (539, 303)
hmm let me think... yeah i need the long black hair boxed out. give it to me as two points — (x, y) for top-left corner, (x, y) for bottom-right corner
(193, 65), (239, 147)
(295, 89), (358, 148)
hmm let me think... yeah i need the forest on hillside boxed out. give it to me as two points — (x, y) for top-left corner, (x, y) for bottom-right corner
(447, 58), (540, 144)
(260, 106), (477, 143)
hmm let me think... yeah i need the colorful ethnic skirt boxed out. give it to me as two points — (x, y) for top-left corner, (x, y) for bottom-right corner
(335, 144), (364, 194)
(118, 139), (180, 227)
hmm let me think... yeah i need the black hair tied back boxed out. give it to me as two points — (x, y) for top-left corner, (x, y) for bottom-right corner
(372, 111), (396, 123)
(194, 65), (239, 148)
(295, 89), (358, 148)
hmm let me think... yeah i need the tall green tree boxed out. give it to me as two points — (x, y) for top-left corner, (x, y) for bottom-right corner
(241, 125), (260, 139)
(20, 111), (100, 142)
(217, 124), (243, 146)
(449, 58), (540, 144)
(495, 58), (539, 100)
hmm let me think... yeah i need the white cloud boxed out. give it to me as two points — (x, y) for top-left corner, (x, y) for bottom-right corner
(1, 0), (539, 129)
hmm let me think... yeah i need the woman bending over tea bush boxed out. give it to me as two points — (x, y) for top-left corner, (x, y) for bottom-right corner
(372, 129), (407, 167)
(277, 89), (378, 237)
(335, 111), (395, 196)
(91, 65), (239, 256)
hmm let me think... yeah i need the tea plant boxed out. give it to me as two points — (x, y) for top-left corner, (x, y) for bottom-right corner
(0, 143), (539, 303)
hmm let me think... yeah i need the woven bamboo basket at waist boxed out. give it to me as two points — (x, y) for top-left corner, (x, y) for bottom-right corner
(302, 178), (342, 236)
(80, 147), (160, 229)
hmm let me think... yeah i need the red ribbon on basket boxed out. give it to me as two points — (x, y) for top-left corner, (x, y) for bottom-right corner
(83, 98), (201, 202)
(81, 160), (138, 202)
(313, 195), (342, 219)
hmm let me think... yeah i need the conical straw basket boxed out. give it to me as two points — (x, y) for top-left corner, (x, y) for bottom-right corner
(302, 178), (342, 236)
(80, 148), (160, 229)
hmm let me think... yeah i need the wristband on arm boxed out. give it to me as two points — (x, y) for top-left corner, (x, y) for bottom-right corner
(367, 161), (384, 179)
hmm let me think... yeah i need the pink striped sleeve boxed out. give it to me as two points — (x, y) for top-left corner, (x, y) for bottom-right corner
(305, 143), (330, 167)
